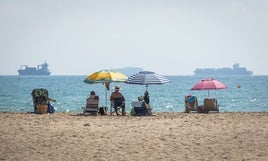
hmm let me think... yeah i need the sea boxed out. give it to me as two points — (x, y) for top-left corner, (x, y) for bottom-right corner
(0, 75), (267, 113)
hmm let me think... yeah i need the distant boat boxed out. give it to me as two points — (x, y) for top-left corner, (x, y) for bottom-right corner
(194, 63), (253, 76)
(18, 62), (51, 76)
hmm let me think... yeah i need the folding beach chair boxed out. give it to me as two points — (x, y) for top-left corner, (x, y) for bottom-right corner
(131, 101), (152, 116)
(184, 95), (198, 113)
(83, 96), (99, 115)
(110, 97), (124, 115)
(204, 98), (219, 113)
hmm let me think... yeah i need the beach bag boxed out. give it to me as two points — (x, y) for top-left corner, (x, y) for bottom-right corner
(197, 106), (204, 113)
(130, 108), (135, 116)
(99, 107), (108, 115)
(48, 103), (55, 113)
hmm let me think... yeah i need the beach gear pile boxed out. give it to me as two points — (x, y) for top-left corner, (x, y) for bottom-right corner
(31, 88), (55, 114)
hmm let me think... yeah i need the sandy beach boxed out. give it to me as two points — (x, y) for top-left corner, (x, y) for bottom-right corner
(0, 112), (267, 161)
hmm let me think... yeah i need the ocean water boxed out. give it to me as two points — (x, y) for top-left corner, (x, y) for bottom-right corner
(0, 75), (267, 113)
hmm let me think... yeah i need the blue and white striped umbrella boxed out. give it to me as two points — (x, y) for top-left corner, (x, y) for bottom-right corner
(126, 71), (171, 104)
(126, 71), (171, 86)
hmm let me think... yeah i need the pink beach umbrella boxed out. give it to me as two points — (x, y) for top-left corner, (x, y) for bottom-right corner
(190, 78), (227, 97)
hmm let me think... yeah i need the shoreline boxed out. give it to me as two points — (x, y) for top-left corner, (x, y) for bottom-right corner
(0, 112), (267, 161)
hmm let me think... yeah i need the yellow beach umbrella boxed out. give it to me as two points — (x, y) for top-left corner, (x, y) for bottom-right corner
(84, 70), (128, 84)
(83, 70), (128, 107)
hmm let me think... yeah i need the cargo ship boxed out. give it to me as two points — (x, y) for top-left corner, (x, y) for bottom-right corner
(194, 63), (253, 76)
(18, 62), (51, 76)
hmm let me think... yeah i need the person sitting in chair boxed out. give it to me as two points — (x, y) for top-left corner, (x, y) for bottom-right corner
(110, 85), (126, 116)
(131, 95), (152, 116)
(83, 91), (99, 114)
(88, 91), (99, 100)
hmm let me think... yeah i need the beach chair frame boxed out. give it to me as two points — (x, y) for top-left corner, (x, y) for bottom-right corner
(83, 97), (99, 115)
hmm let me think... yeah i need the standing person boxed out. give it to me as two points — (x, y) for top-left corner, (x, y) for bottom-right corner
(110, 85), (126, 116)
(144, 90), (150, 104)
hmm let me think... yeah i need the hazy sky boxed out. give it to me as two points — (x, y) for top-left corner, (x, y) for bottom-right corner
(0, 0), (267, 75)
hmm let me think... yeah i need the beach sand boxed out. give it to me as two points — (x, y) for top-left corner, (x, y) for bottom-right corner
(0, 112), (267, 161)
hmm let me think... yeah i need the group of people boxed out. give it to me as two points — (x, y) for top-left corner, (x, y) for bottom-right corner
(33, 85), (151, 115)
(87, 85), (126, 115)
(87, 85), (151, 116)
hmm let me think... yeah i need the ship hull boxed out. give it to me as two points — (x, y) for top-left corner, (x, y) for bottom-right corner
(194, 64), (253, 76)
(194, 73), (252, 76)
(18, 70), (50, 76)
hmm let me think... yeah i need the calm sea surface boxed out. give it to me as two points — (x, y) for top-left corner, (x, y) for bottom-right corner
(0, 75), (267, 113)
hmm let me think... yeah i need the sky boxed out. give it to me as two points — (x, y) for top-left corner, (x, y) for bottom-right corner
(0, 0), (267, 75)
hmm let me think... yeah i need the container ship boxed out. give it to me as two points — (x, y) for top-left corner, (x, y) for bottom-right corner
(18, 62), (51, 76)
(194, 63), (253, 76)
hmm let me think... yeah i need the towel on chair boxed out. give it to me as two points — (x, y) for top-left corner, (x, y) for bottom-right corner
(187, 96), (196, 103)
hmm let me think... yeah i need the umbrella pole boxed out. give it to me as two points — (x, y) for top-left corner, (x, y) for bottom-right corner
(106, 89), (112, 116)
(208, 90), (210, 98)
(105, 90), (108, 107)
